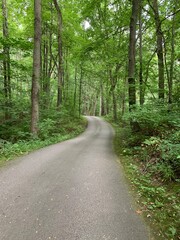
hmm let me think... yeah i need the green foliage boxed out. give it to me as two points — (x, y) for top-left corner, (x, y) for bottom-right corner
(123, 102), (180, 180)
(125, 102), (180, 136)
(38, 118), (56, 140)
(0, 118), (30, 142)
(0, 37), (32, 50)
(137, 134), (180, 180)
(112, 123), (180, 240)
(0, 113), (87, 166)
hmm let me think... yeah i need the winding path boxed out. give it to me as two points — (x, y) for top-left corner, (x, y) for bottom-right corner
(0, 117), (149, 240)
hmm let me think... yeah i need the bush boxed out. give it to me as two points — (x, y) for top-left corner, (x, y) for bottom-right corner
(124, 102), (180, 137)
(140, 137), (180, 180)
(38, 118), (56, 140)
(123, 101), (180, 180)
(0, 109), (87, 165)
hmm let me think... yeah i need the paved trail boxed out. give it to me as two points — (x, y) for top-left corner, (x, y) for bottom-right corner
(0, 117), (149, 240)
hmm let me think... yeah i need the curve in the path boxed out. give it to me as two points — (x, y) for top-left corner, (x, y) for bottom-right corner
(0, 117), (150, 240)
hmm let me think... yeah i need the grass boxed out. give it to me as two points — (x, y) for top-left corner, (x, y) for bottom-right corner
(0, 116), (87, 167)
(112, 122), (180, 240)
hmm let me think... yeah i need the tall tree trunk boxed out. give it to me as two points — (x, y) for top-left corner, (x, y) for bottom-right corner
(151, 0), (165, 99)
(168, 1), (177, 104)
(121, 74), (127, 117)
(112, 91), (117, 121)
(79, 67), (83, 118)
(46, 24), (52, 107)
(64, 48), (69, 101)
(139, 1), (144, 105)
(128, 0), (139, 110)
(42, 23), (48, 93)
(45, 2), (53, 108)
(92, 94), (98, 116)
(121, 64), (128, 117)
(99, 90), (102, 117)
(105, 74), (110, 115)
(109, 69), (117, 121)
(31, 0), (42, 135)
(2, 0), (11, 119)
(42, 22), (52, 108)
(53, 0), (63, 108)
(109, 63), (121, 121)
(99, 83), (105, 116)
(74, 66), (77, 112)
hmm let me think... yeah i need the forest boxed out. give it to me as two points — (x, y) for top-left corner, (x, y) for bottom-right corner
(0, 0), (180, 239)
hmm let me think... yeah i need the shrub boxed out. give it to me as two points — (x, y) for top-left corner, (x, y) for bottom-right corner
(139, 137), (180, 180)
(124, 102), (180, 137)
(38, 118), (56, 140)
(123, 102), (180, 180)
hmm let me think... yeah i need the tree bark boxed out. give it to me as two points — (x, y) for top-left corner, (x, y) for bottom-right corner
(2, 0), (11, 119)
(109, 69), (117, 121)
(168, 1), (177, 104)
(139, 1), (144, 105)
(151, 0), (165, 99)
(42, 23), (49, 93)
(64, 48), (69, 101)
(92, 94), (98, 116)
(46, 0), (53, 104)
(42, 20), (52, 108)
(53, 0), (63, 108)
(31, 0), (42, 135)
(74, 67), (77, 112)
(106, 84), (109, 115)
(99, 83), (105, 116)
(112, 91), (117, 121)
(121, 72), (127, 117)
(128, 0), (139, 110)
(79, 67), (83, 118)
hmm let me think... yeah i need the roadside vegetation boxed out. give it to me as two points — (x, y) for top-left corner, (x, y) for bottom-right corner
(106, 101), (180, 240)
(0, 0), (179, 238)
(0, 110), (87, 166)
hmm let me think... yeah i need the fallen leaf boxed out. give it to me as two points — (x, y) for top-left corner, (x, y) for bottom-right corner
(136, 209), (142, 214)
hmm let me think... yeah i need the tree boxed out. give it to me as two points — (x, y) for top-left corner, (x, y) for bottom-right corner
(1, 0), (180, 143)
(149, 0), (165, 99)
(53, 0), (63, 107)
(2, 0), (11, 119)
(31, 0), (42, 135)
(139, 0), (143, 105)
(128, 0), (139, 110)
(168, 0), (178, 104)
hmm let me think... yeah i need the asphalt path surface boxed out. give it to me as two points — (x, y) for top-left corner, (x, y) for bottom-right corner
(0, 117), (150, 240)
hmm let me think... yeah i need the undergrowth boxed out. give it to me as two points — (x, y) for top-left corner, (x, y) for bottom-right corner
(113, 126), (180, 240)
(0, 109), (87, 166)
(106, 102), (180, 240)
